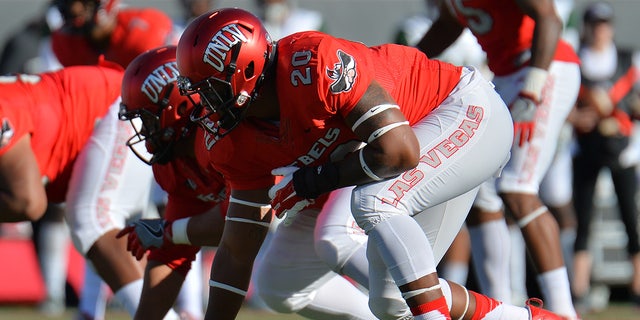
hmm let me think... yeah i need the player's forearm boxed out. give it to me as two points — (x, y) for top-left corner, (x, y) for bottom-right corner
(529, 13), (563, 70)
(184, 205), (225, 246)
(416, 18), (463, 58)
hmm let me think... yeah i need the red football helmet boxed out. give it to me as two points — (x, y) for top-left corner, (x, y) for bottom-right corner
(176, 7), (275, 140)
(120, 45), (199, 165)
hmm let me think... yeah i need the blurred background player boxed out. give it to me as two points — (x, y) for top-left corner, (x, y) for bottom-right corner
(417, 1), (581, 318)
(394, 0), (511, 302)
(51, 0), (175, 68)
(569, 1), (640, 311)
(0, 60), (122, 315)
(0, 1), (66, 316)
(516, 0), (581, 306)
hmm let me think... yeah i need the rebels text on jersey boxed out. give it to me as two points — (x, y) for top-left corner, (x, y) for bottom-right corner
(0, 65), (123, 202)
(199, 31), (462, 208)
(52, 8), (175, 68)
(442, 0), (579, 75)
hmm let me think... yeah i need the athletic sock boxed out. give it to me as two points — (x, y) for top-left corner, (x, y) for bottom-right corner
(537, 267), (577, 318)
(175, 251), (204, 318)
(411, 296), (451, 320)
(469, 219), (511, 301)
(114, 279), (143, 317)
(78, 266), (109, 319)
(508, 225), (528, 305)
(469, 291), (529, 320)
(37, 221), (68, 315)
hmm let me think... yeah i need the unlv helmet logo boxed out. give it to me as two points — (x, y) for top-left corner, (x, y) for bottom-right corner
(326, 50), (357, 94)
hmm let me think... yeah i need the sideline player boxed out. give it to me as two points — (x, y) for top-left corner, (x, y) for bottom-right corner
(176, 7), (568, 320)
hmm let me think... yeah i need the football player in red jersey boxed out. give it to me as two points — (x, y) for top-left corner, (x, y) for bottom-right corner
(0, 61), (156, 318)
(176, 8), (569, 320)
(417, 1), (581, 318)
(51, 0), (176, 68)
(116, 45), (228, 320)
(0, 62), (121, 223)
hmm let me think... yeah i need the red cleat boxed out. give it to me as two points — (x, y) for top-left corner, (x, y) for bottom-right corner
(526, 298), (576, 320)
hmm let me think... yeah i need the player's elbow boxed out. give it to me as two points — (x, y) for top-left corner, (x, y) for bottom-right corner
(376, 133), (421, 176)
(398, 145), (421, 171)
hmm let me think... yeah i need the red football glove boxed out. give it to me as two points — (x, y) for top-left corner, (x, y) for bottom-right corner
(269, 167), (314, 223)
(509, 92), (538, 147)
(116, 219), (173, 260)
(509, 67), (549, 147)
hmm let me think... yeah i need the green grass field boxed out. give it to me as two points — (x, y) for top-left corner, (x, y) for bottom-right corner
(0, 306), (307, 320)
(0, 303), (637, 319)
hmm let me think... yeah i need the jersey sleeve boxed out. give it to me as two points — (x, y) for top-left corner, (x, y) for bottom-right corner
(315, 35), (375, 117)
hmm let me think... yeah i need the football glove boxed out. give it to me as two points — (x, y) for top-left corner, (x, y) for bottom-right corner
(116, 219), (173, 260)
(510, 67), (548, 147)
(509, 93), (538, 147)
(269, 166), (314, 223)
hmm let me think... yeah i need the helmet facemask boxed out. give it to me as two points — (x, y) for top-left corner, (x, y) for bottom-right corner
(120, 83), (190, 165)
(179, 74), (250, 140)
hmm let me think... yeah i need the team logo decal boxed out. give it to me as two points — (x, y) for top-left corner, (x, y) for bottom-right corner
(0, 118), (14, 149)
(141, 61), (180, 104)
(203, 24), (249, 72)
(326, 50), (357, 94)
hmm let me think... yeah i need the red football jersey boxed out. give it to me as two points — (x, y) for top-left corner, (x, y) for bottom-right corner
(443, 0), (579, 75)
(52, 8), (175, 68)
(152, 148), (228, 222)
(0, 65), (123, 202)
(198, 32), (462, 208)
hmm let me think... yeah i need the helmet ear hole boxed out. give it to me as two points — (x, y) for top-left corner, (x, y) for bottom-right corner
(245, 61), (255, 79)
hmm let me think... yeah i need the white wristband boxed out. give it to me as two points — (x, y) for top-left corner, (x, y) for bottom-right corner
(171, 217), (191, 245)
(522, 67), (549, 102)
